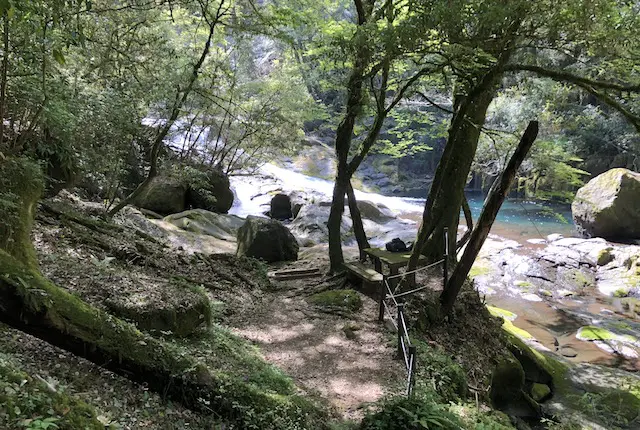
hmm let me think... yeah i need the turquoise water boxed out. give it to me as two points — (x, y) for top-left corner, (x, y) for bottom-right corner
(465, 193), (576, 239)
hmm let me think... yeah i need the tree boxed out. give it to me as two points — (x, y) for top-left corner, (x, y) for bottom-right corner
(108, 0), (229, 216)
(403, 0), (640, 290)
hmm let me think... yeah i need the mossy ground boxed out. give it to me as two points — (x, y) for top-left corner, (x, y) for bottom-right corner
(309, 289), (363, 313)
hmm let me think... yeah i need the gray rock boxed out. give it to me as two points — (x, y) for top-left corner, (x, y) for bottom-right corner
(572, 168), (640, 240)
(186, 168), (234, 214)
(134, 176), (187, 215)
(289, 204), (351, 246)
(356, 200), (395, 223)
(164, 209), (244, 241)
(236, 215), (298, 262)
(270, 193), (293, 220)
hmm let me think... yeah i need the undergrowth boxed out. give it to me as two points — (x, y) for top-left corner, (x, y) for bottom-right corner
(0, 353), (103, 430)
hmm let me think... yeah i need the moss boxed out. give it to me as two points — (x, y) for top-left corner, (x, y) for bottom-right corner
(612, 288), (629, 298)
(502, 319), (534, 340)
(502, 328), (569, 393)
(309, 289), (363, 313)
(568, 269), (593, 289)
(486, 305), (517, 321)
(0, 353), (103, 429)
(576, 326), (637, 343)
(0, 157), (44, 268)
(531, 383), (551, 402)
(469, 261), (492, 278)
(514, 280), (533, 289)
(596, 248), (614, 266)
(413, 339), (467, 402)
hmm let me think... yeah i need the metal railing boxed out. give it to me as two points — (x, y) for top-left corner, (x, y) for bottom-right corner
(376, 228), (449, 397)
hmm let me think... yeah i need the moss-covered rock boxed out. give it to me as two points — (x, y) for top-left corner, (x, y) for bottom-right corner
(309, 289), (363, 313)
(572, 168), (640, 240)
(185, 168), (234, 214)
(106, 277), (212, 337)
(164, 209), (244, 240)
(489, 355), (541, 418)
(134, 175), (187, 215)
(597, 248), (614, 266)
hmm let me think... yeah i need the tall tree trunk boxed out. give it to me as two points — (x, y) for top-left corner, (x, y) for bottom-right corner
(327, 1), (370, 272)
(0, 12), (8, 150)
(346, 181), (369, 259)
(418, 87), (497, 263)
(328, 163), (350, 271)
(440, 121), (538, 315)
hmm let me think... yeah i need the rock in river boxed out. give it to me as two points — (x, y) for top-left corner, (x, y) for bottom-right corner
(572, 168), (640, 240)
(237, 215), (298, 262)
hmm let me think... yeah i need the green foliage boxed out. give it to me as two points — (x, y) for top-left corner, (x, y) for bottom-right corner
(360, 392), (463, 430)
(572, 389), (640, 428)
(0, 353), (103, 429)
(413, 340), (467, 403)
(377, 108), (438, 158)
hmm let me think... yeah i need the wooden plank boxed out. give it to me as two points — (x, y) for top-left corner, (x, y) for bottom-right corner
(344, 262), (383, 283)
(268, 268), (321, 281)
(363, 247), (428, 268)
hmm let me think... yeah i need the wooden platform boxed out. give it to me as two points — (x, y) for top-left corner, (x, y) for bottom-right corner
(343, 261), (383, 284)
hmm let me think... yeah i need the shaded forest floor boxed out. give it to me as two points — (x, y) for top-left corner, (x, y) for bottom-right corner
(1, 193), (408, 427)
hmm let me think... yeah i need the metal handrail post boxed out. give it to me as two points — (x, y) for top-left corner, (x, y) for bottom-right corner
(378, 276), (386, 322)
(407, 345), (417, 397)
(443, 227), (449, 289)
(397, 303), (404, 358)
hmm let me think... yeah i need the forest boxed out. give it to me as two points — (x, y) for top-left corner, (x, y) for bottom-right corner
(1, 0), (640, 429)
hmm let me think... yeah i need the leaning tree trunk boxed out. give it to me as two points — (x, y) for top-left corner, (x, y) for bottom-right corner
(456, 194), (473, 250)
(0, 158), (319, 427)
(440, 121), (539, 315)
(346, 181), (370, 259)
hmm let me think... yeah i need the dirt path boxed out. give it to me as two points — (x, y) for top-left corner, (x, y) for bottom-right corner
(232, 263), (405, 420)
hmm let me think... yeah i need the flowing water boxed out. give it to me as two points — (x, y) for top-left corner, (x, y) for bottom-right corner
(231, 163), (576, 241)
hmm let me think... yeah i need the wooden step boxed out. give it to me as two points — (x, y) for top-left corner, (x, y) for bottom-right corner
(343, 262), (383, 283)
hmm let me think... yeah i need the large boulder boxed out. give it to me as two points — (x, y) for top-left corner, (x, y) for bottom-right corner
(134, 176), (187, 215)
(186, 169), (234, 214)
(356, 200), (394, 223)
(236, 216), (298, 262)
(270, 193), (293, 220)
(289, 204), (352, 246)
(572, 168), (640, 240)
(164, 209), (244, 241)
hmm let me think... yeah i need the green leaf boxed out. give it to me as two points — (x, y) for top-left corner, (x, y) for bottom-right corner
(52, 49), (66, 65)
(0, 0), (9, 15)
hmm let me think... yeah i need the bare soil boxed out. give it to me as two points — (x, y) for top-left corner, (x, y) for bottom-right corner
(233, 247), (406, 420)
